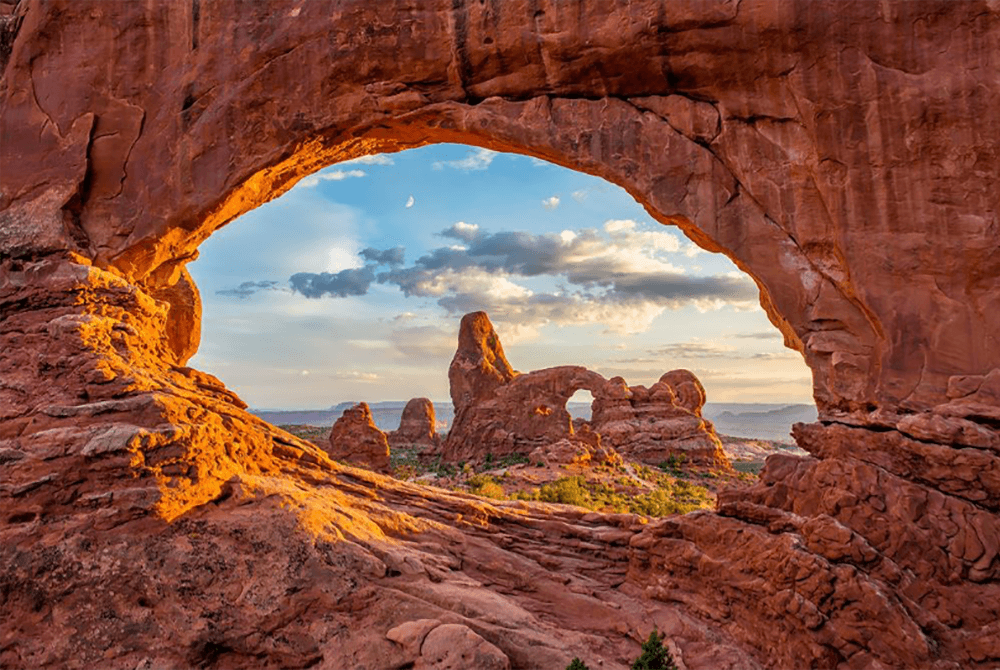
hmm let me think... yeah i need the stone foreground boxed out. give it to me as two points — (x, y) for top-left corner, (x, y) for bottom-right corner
(1, 1), (999, 669)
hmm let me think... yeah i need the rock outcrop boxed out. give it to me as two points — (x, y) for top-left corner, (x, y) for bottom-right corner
(388, 397), (441, 454)
(443, 312), (726, 466)
(592, 371), (727, 466)
(2, 2), (999, 669)
(327, 403), (391, 473)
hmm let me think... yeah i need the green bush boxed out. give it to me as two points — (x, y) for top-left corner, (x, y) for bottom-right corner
(631, 630), (677, 670)
(566, 659), (591, 670)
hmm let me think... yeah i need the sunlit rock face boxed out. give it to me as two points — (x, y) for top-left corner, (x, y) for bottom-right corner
(591, 371), (727, 467)
(2, 2), (999, 669)
(387, 397), (441, 454)
(327, 402), (391, 473)
(443, 311), (727, 466)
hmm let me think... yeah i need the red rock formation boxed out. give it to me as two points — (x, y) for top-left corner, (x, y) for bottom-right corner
(592, 372), (727, 466)
(388, 397), (441, 455)
(444, 313), (725, 466)
(448, 311), (518, 414)
(327, 403), (391, 473)
(2, 2), (999, 669)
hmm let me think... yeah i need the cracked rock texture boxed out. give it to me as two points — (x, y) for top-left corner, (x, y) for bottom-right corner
(1, 1), (999, 669)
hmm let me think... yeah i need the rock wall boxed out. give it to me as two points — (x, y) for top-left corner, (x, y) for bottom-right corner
(2, 1), (999, 668)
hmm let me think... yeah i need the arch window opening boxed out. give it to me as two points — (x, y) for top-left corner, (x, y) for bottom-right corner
(187, 143), (813, 508)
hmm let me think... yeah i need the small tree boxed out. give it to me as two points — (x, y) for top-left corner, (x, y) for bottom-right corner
(566, 659), (591, 670)
(631, 629), (677, 670)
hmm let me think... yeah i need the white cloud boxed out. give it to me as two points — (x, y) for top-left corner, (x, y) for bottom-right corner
(542, 196), (560, 210)
(571, 189), (589, 203)
(297, 169), (367, 188)
(405, 195), (415, 208)
(432, 148), (497, 171)
(530, 157), (549, 167)
(330, 371), (381, 382)
(341, 154), (394, 166)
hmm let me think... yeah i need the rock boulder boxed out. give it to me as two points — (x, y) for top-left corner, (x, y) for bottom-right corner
(388, 397), (441, 455)
(327, 403), (391, 473)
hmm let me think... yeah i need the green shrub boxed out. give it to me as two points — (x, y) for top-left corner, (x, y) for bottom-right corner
(566, 659), (591, 670)
(631, 629), (677, 670)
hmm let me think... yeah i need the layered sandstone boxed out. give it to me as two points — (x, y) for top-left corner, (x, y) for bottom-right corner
(388, 397), (441, 454)
(327, 403), (391, 473)
(443, 312), (726, 466)
(2, 2), (999, 669)
(592, 372), (727, 466)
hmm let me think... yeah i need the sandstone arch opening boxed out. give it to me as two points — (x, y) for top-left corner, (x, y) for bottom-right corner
(4, 4), (998, 668)
(186, 143), (814, 453)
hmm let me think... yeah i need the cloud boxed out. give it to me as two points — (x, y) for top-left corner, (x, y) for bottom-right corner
(330, 371), (381, 382)
(542, 196), (560, 210)
(432, 148), (497, 171)
(728, 330), (783, 340)
(289, 266), (376, 298)
(359, 246), (405, 266)
(611, 342), (801, 362)
(571, 189), (588, 203)
(297, 169), (367, 188)
(438, 221), (481, 243)
(388, 325), (457, 360)
(216, 280), (283, 299)
(530, 157), (550, 167)
(341, 155), (394, 166)
(284, 219), (759, 336)
(645, 343), (738, 359)
(405, 195), (415, 208)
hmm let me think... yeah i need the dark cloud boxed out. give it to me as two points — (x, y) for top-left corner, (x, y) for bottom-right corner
(216, 280), (281, 299)
(359, 246), (405, 266)
(438, 222), (482, 243)
(289, 267), (375, 299)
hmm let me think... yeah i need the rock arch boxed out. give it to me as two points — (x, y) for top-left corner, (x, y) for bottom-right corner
(2, 2), (999, 668)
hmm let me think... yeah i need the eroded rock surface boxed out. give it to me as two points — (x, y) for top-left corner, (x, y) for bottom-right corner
(444, 312), (726, 466)
(592, 372), (727, 466)
(2, 1), (999, 669)
(388, 397), (441, 455)
(327, 402), (391, 473)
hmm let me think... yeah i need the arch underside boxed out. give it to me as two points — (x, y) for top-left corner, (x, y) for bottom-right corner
(1, 1), (999, 668)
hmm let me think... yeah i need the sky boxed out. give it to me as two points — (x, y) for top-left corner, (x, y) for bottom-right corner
(187, 144), (814, 410)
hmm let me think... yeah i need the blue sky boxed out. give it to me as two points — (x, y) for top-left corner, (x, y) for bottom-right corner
(188, 144), (812, 409)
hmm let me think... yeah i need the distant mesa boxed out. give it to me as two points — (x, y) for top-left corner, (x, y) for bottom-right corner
(326, 402), (391, 473)
(442, 312), (729, 467)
